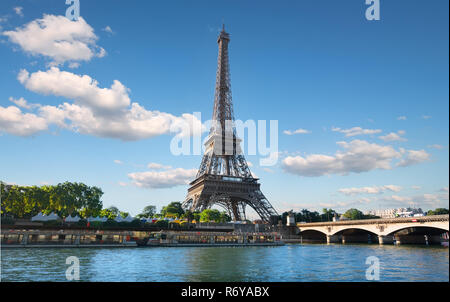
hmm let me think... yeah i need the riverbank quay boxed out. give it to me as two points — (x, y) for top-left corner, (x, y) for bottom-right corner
(0, 224), (284, 248)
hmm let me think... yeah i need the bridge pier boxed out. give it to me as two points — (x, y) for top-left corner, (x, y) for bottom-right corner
(378, 235), (393, 245)
(326, 235), (339, 244)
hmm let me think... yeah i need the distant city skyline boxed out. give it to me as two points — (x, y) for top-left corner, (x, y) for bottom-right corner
(0, 0), (448, 219)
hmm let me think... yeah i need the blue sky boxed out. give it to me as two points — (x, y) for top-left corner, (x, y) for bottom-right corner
(0, 0), (448, 218)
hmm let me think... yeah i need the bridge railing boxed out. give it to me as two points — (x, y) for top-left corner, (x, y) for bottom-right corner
(296, 214), (449, 227)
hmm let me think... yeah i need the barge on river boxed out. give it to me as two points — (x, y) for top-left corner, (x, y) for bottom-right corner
(1, 229), (284, 248)
(140, 231), (284, 247)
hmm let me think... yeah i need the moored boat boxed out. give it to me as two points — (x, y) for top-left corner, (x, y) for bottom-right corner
(137, 231), (284, 247)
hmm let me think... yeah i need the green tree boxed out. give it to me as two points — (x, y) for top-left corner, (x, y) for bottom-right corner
(119, 211), (130, 218)
(199, 209), (222, 222)
(219, 211), (231, 223)
(2, 185), (26, 218)
(81, 185), (103, 217)
(192, 211), (201, 222)
(343, 208), (364, 220)
(161, 202), (185, 218)
(100, 207), (118, 219)
(0, 182), (104, 219)
(136, 205), (156, 218)
(427, 208), (449, 215)
(181, 210), (194, 223)
(107, 206), (119, 216)
(321, 208), (338, 222)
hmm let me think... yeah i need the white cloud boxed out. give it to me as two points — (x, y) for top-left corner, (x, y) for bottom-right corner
(128, 168), (197, 189)
(428, 144), (444, 150)
(379, 130), (407, 142)
(283, 128), (310, 135)
(3, 14), (105, 66)
(332, 126), (382, 137)
(397, 116), (407, 120)
(102, 26), (114, 34)
(421, 193), (449, 208)
(397, 149), (430, 167)
(0, 105), (48, 136)
(411, 185), (421, 190)
(390, 195), (412, 203)
(18, 67), (129, 112)
(148, 162), (172, 170)
(68, 62), (80, 69)
(383, 191), (449, 209)
(280, 198), (375, 213)
(422, 115), (432, 119)
(10, 68), (204, 140)
(9, 97), (39, 110)
(282, 140), (401, 177)
(113, 160), (123, 165)
(13, 7), (23, 17)
(36, 102), (202, 141)
(338, 185), (402, 196)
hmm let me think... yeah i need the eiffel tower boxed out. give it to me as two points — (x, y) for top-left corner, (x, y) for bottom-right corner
(183, 26), (279, 223)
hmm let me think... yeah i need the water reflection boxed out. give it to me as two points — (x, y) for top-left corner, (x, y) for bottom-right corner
(1, 244), (448, 282)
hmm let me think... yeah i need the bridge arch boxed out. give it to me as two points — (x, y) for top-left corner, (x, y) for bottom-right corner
(298, 229), (327, 243)
(329, 225), (380, 236)
(298, 227), (328, 236)
(331, 227), (379, 236)
(385, 225), (449, 236)
(331, 227), (380, 244)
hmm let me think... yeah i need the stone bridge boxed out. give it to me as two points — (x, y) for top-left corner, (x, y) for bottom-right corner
(297, 215), (449, 245)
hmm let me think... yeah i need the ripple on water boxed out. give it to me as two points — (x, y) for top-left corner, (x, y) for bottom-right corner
(1, 244), (449, 282)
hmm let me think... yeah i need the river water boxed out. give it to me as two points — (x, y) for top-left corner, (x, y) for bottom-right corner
(1, 244), (448, 282)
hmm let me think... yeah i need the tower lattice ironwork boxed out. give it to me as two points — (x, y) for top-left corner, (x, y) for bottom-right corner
(183, 26), (279, 223)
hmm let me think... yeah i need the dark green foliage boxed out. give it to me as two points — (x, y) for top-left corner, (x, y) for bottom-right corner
(343, 208), (365, 220)
(77, 219), (87, 227)
(427, 208), (449, 215)
(90, 221), (103, 229)
(0, 181), (103, 219)
(103, 219), (118, 227)
(118, 221), (129, 227)
(161, 202), (184, 218)
(136, 205), (156, 218)
(129, 219), (142, 227)
(199, 209), (231, 222)
(43, 220), (61, 226)
(155, 220), (169, 228)
(1, 216), (15, 225)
